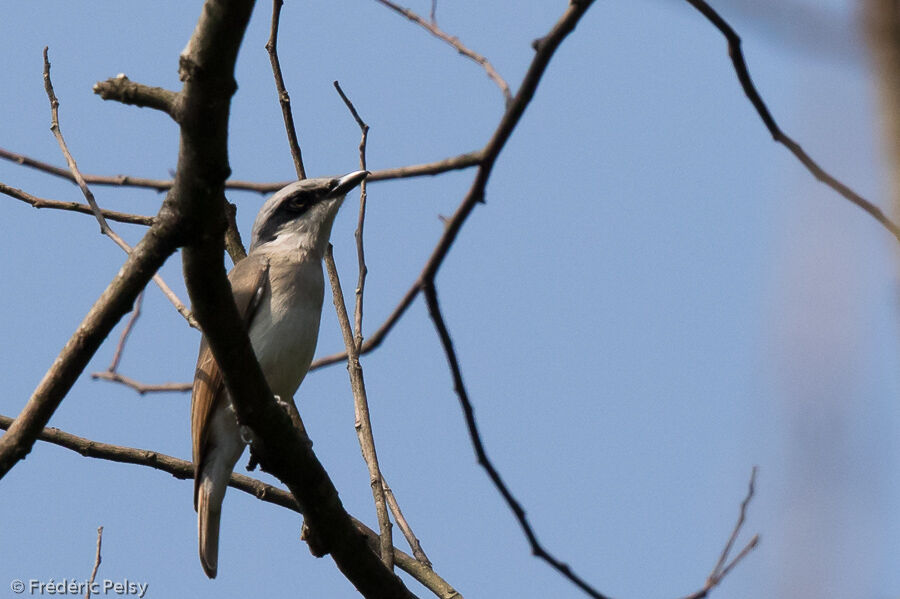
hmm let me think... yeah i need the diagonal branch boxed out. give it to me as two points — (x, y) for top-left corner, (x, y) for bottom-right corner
(0, 181), (154, 226)
(683, 0), (900, 242)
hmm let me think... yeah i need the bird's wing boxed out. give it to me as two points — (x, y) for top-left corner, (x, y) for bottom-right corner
(191, 254), (270, 505)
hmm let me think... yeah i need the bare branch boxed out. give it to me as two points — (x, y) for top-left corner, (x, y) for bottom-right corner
(0, 181), (154, 226)
(374, 0), (512, 105)
(0, 414), (461, 599)
(266, 0), (306, 179)
(423, 283), (609, 599)
(325, 247), (394, 570)
(683, 0), (900, 242)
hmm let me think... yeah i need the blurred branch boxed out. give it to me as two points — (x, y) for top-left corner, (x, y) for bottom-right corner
(683, 0), (900, 242)
(0, 414), (462, 599)
(373, 0), (512, 105)
(864, 0), (900, 214)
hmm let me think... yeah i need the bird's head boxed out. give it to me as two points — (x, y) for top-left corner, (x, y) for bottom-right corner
(249, 170), (368, 256)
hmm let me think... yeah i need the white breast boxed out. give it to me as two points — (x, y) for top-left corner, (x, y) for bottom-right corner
(248, 257), (325, 400)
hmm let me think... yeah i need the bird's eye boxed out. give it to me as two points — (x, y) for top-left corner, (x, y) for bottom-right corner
(288, 190), (314, 211)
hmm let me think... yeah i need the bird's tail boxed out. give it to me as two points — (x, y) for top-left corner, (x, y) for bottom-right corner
(196, 474), (225, 578)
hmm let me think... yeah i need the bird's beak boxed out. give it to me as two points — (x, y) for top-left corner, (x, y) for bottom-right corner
(328, 170), (369, 197)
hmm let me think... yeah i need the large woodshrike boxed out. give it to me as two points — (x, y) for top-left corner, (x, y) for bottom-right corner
(191, 170), (368, 578)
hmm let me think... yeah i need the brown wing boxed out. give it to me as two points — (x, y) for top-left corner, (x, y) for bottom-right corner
(191, 254), (270, 506)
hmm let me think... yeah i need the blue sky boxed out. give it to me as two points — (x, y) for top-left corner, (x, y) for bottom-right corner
(2, 1), (899, 598)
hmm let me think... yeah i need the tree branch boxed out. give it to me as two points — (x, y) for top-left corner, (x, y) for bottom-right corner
(683, 0), (900, 242)
(325, 248), (394, 570)
(92, 74), (179, 117)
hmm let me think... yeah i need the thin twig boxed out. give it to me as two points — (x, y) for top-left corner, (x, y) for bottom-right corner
(42, 48), (198, 329)
(0, 146), (483, 192)
(332, 81), (370, 347)
(679, 467), (760, 599)
(382, 475), (432, 567)
(423, 283), (609, 599)
(0, 414), (462, 599)
(84, 526), (103, 599)
(0, 182), (154, 226)
(266, 0), (306, 179)
(324, 247), (394, 570)
(374, 0), (512, 105)
(90, 371), (192, 394)
(683, 0), (900, 242)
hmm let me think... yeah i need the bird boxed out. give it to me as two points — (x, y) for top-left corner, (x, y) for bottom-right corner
(190, 169), (368, 578)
